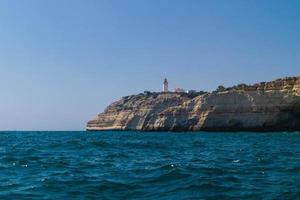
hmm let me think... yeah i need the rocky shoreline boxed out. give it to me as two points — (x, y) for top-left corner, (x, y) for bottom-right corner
(87, 76), (300, 132)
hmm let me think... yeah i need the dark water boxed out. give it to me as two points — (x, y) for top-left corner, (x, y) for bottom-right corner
(0, 131), (300, 199)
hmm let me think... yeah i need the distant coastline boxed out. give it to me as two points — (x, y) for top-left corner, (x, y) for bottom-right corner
(87, 76), (300, 132)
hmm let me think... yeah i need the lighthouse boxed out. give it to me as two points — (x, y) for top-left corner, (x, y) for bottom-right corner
(163, 78), (168, 92)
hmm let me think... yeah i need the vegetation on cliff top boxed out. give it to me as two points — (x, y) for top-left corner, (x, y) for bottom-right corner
(120, 76), (299, 101)
(215, 76), (299, 93)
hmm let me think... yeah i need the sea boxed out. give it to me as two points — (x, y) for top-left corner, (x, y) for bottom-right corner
(0, 131), (300, 200)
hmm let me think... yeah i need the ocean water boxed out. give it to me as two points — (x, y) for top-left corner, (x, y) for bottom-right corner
(0, 131), (300, 200)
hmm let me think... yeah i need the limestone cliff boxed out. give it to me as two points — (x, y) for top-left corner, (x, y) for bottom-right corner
(87, 76), (300, 131)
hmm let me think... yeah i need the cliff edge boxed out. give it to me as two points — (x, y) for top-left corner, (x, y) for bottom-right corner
(87, 76), (300, 131)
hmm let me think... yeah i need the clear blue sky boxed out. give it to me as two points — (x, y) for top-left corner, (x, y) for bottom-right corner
(0, 0), (299, 130)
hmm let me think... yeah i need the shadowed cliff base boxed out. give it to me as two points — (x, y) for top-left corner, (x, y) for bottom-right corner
(87, 76), (300, 132)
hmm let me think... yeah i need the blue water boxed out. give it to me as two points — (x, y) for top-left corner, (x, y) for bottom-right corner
(0, 131), (300, 199)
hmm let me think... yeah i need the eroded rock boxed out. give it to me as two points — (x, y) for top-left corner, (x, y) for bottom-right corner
(87, 76), (300, 131)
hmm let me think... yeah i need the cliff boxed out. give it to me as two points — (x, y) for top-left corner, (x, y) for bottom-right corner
(87, 76), (300, 131)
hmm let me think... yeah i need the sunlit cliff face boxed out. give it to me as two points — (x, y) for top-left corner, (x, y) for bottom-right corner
(87, 76), (300, 132)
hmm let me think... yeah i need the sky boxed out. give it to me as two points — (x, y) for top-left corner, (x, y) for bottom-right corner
(0, 0), (299, 130)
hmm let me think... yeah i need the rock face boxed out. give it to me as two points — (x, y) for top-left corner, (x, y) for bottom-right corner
(87, 76), (300, 131)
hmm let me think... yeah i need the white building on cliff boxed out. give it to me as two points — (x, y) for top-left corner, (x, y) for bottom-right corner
(162, 78), (197, 94)
(163, 78), (168, 92)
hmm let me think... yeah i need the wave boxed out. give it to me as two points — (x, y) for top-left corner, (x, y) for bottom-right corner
(0, 131), (299, 199)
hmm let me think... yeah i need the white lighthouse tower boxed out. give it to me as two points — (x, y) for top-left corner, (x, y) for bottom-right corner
(163, 78), (168, 92)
